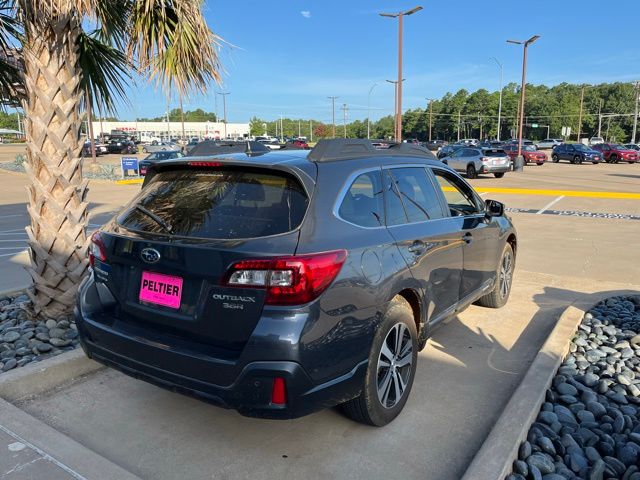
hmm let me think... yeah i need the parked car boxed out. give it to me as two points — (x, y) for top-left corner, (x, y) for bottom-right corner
(257, 139), (282, 150)
(81, 142), (102, 157)
(591, 143), (639, 163)
(285, 139), (310, 149)
(142, 141), (181, 153)
(437, 143), (465, 159)
(551, 143), (602, 164)
(139, 151), (185, 176)
(589, 137), (605, 146)
(106, 140), (136, 154)
(503, 144), (546, 165)
(425, 140), (447, 151)
(536, 138), (563, 149)
(458, 138), (479, 146)
(77, 139), (516, 426)
(441, 146), (510, 178)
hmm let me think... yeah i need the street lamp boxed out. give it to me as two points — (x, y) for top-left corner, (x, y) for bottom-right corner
(507, 35), (540, 172)
(386, 79), (405, 140)
(217, 92), (230, 139)
(380, 5), (423, 142)
(425, 98), (434, 141)
(367, 83), (378, 139)
(489, 57), (503, 141)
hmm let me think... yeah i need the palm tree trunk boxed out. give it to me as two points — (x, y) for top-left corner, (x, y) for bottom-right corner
(22, 15), (89, 316)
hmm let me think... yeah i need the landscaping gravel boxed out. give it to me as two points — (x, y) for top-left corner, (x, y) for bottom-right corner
(507, 295), (640, 480)
(0, 292), (79, 373)
(0, 161), (124, 181)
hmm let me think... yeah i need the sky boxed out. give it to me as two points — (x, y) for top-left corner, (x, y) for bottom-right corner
(118, 0), (640, 124)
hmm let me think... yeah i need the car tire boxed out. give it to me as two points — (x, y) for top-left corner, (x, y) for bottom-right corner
(592, 161), (599, 165)
(610, 155), (618, 164)
(573, 155), (582, 165)
(494, 172), (505, 178)
(552, 154), (559, 163)
(341, 296), (418, 427)
(466, 164), (477, 179)
(476, 243), (515, 309)
(536, 162), (544, 166)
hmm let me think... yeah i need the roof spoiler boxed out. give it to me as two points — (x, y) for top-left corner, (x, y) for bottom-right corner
(307, 139), (436, 162)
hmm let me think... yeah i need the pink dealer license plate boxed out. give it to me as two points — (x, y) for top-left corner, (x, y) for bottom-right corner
(139, 271), (183, 309)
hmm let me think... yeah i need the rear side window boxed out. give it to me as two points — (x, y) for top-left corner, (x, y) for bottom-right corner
(387, 168), (444, 223)
(118, 168), (308, 239)
(338, 170), (384, 227)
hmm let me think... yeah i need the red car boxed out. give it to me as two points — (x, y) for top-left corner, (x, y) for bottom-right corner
(591, 143), (639, 163)
(503, 144), (546, 165)
(286, 139), (310, 149)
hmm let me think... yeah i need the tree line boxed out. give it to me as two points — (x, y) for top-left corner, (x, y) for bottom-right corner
(250, 81), (639, 143)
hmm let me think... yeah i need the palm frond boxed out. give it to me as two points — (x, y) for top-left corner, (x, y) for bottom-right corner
(92, 0), (131, 49)
(78, 31), (131, 114)
(0, 0), (20, 53)
(128, 0), (223, 96)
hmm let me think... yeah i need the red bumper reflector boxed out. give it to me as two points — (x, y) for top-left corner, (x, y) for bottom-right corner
(271, 377), (286, 405)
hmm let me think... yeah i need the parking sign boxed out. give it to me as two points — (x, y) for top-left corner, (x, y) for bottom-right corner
(121, 157), (139, 177)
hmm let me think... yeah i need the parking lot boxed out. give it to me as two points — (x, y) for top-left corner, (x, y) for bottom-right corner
(1, 155), (639, 479)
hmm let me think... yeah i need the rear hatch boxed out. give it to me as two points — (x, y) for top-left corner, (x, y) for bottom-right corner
(93, 164), (312, 354)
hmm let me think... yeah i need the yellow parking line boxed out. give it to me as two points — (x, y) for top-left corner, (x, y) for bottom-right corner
(115, 179), (143, 185)
(473, 187), (640, 200)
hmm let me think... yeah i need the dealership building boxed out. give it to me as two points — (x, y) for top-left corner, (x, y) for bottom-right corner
(90, 120), (250, 141)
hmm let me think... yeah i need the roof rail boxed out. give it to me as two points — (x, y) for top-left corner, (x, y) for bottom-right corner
(307, 139), (436, 162)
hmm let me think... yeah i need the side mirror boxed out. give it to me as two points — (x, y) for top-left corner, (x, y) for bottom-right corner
(485, 199), (504, 217)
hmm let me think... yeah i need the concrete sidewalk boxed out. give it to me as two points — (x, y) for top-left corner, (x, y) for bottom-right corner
(7, 271), (638, 480)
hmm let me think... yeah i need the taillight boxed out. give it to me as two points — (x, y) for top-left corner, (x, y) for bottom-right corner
(481, 157), (490, 162)
(224, 250), (347, 305)
(187, 161), (223, 167)
(271, 377), (287, 405)
(88, 231), (106, 268)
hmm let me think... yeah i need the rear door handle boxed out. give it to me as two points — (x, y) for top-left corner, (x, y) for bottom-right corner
(408, 240), (426, 255)
(463, 233), (473, 244)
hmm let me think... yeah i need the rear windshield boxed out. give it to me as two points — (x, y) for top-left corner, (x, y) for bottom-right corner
(482, 149), (507, 156)
(117, 168), (308, 239)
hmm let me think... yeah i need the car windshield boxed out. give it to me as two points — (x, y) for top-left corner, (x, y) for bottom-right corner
(118, 167), (309, 240)
(523, 145), (536, 151)
(611, 144), (626, 149)
(573, 144), (589, 151)
(145, 151), (181, 161)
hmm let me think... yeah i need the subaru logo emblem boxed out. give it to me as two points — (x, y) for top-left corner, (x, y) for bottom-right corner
(140, 248), (161, 264)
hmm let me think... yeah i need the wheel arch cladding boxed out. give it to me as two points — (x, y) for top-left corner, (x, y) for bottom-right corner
(395, 289), (424, 348)
(507, 233), (517, 258)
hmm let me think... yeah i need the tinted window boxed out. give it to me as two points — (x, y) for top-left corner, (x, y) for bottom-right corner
(338, 170), (384, 227)
(432, 169), (481, 217)
(118, 168), (308, 239)
(387, 168), (444, 223)
(483, 149), (507, 157)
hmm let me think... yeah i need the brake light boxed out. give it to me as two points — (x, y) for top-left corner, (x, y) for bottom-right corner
(187, 161), (223, 167)
(224, 250), (347, 305)
(89, 231), (106, 268)
(481, 157), (490, 162)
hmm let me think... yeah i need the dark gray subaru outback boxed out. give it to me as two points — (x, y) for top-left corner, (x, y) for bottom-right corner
(76, 139), (516, 426)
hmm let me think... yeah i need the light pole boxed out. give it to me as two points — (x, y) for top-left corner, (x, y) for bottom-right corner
(327, 96), (338, 138)
(380, 5), (423, 142)
(262, 122), (267, 136)
(367, 83), (378, 139)
(490, 57), (503, 141)
(386, 79), (405, 140)
(425, 98), (434, 141)
(341, 104), (348, 138)
(507, 34), (540, 172)
(632, 81), (639, 144)
(217, 92), (230, 138)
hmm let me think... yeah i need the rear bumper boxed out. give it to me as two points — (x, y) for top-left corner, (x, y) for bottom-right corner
(75, 279), (367, 419)
(480, 164), (510, 173)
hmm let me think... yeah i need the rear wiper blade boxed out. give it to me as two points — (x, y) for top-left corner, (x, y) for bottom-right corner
(134, 205), (173, 234)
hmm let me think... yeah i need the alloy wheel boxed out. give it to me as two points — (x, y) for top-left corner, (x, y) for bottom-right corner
(376, 323), (413, 409)
(499, 250), (513, 299)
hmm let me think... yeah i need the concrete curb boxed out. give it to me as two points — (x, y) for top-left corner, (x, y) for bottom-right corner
(0, 349), (103, 402)
(461, 289), (640, 480)
(0, 397), (141, 480)
(0, 285), (29, 298)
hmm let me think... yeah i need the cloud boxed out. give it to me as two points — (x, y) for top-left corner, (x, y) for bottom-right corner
(300, 10), (311, 18)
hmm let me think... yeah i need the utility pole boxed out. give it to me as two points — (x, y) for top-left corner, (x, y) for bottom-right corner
(180, 96), (186, 141)
(457, 110), (461, 141)
(508, 34), (540, 172)
(577, 85), (585, 142)
(490, 57), (503, 141)
(298, 120), (301, 138)
(310, 120), (313, 142)
(166, 102), (170, 141)
(598, 99), (603, 137)
(632, 81), (639, 144)
(280, 115), (284, 140)
(217, 92), (230, 139)
(380, 6), (423, 142)
(341, 104), (348, 138)
(479, 113), (483, 139)
(426, 98), (434, 141)
(327, 96), (338, 138)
